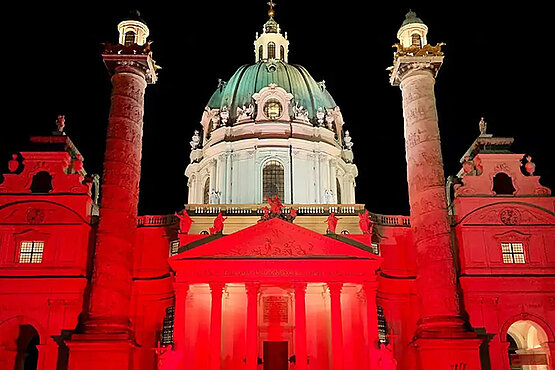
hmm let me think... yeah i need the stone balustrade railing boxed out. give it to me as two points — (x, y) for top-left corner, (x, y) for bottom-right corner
(137, 204), (411, 227)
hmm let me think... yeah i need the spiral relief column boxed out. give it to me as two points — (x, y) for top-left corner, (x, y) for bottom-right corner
(389, 11), (481, 369)
(67, 13), (159, 370)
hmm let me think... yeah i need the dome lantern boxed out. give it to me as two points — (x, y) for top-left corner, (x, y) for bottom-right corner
(396, 10), (428, 48)
(254, 1), (289, 62)
(117, 10), (150, 46)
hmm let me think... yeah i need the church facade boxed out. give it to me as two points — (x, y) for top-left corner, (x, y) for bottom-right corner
(0, 7), (554, 370)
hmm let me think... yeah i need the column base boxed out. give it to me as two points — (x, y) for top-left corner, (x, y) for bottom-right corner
(66, 333), (136, 370)
(413, 337), (483, 370)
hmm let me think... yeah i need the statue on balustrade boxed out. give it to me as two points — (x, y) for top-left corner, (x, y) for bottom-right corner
(325, 212), (341, 233)
(209, 212), (227, 235)
(358, 209), (374, 235)
(175, 210), (194, 234)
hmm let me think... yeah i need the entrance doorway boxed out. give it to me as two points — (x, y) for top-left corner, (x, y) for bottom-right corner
(263, 341), (288, 370)
(507, 320), (550, 370)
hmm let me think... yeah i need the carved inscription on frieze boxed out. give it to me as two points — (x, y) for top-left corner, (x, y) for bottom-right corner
(263, 296), (289, 324)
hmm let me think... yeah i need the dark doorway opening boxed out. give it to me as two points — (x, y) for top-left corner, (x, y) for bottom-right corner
(14, 324), (39, 370)
(263, 341), (288, 370)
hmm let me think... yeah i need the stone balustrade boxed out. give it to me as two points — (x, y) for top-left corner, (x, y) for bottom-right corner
(137, 204), (411, 227)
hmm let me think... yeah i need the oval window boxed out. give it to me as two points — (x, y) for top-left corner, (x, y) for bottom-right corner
(263, 99), (282, 120)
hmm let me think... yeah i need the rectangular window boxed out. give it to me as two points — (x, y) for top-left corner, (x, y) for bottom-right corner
(18, 241), (44, 263)
(501, 242), (525, 264)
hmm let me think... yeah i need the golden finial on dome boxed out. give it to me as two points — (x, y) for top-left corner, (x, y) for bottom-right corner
(267, 1), (276, 18)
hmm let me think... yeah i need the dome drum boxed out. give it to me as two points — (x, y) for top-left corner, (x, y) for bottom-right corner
(185, 14), (358, 206)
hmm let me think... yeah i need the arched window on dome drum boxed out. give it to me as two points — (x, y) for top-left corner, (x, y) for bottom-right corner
(124, 31), (136, 46)
(263, 160), (284, 201)
(411, 33), (422, 48)
(259, 45), (263, 61)
(203, 178), (210, 204)
(280, 45), (284, 60)
(336, 178), (342, 204)
(267, 42), (276, 59)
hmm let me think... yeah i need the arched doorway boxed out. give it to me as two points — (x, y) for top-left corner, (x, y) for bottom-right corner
(507, 320), (550, 370)
(13, 324), (39, 370)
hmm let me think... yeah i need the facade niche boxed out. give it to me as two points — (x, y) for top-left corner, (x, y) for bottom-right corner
(29, 171), (53, 193)
(492, 172), (516, 195)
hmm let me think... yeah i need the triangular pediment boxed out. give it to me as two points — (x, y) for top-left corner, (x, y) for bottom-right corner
(174, 218), (378, 259)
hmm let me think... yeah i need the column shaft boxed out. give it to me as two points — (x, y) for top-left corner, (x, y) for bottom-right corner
(173, 283), (189, 352)
(328, 282), (344, 370)
(209, 283), (225, 370)
(245, 283), (259, 370)
(399, 70), (466, 333)
(84, 67), (147, 334)
(363, 282), (379, 370)
(294, 283), (308, 370)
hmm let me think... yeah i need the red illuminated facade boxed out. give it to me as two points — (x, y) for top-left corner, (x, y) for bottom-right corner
(1, 9), (554, 370)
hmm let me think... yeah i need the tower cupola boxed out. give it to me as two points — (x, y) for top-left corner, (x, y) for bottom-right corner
(117, 10), (150, 46)
(396, 10), (428, 48)
(254, 1), (289, 62)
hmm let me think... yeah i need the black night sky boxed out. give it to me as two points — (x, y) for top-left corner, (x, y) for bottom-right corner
(1, 2), (552, 216)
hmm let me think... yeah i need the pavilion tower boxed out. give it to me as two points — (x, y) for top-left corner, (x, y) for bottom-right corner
(389, 11), (482, 368)
(67, 11), (159, 370)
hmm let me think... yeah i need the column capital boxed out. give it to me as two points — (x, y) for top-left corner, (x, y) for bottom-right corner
(327, 282), (343, 294)
(293, 282), (307, 293)
(173, 282), (190, 291)
(362, 281), (378, 292)
(389, 50), (444, 86)
(245, 282), (260, 294)
(209, 282), (225, 293)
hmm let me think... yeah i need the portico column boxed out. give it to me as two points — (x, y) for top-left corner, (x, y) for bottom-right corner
(363, 282), (379, 370)
(294, 283), (308, 370)
(328, 282), (344, 370)
(245, 282), (259, 370)
(209, 283), (225, 370)
(173, 282), (189, 367)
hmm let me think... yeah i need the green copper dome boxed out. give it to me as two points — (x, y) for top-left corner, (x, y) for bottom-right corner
(401, 10), (424, 27)
(207, 60), (337, 122)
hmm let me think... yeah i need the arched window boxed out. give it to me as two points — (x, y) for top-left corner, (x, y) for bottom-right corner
(203, 178), (210, 204)
(267, 42), (276, 59)
(492, 173), (516, 195)
(280, 45), (285, 60)
(411, 33), (422, 47)
(30, 171), (53, 193)
(124, 31), (136, 46)
(336, 178), (342, 204)
(258, 45), (263, 61)
(263, 160), (284, 201)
